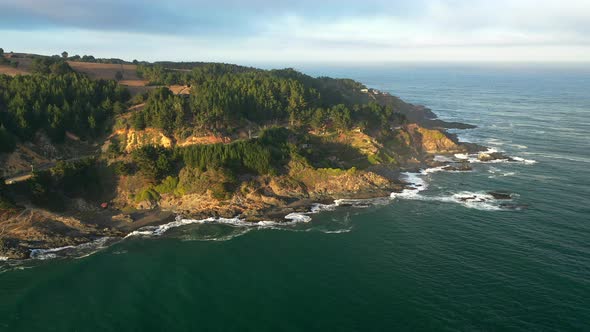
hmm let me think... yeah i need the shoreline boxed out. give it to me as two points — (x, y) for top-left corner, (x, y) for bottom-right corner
(0, 145), (538, 262)
(0, 154), (462, 261)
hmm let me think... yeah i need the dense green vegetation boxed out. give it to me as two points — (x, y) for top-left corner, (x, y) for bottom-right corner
(136, 63), (256, 85)
(175, 133), (286, 176)
(128, 128), (297, 200)
(30, 57), (73, 75)
(7, 158), (102, 211)
(130, 127), (292, 184)
(131, 87), (186, 134)
(0, 73), (130, 148)
(132, 64), (405, 134)
(132, 145), (174, 181)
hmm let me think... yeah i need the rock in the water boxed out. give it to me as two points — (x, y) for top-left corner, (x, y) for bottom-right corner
(443, 163), (472, 172)
(458, 195), (478, 202)
(478, 152), (511, 162)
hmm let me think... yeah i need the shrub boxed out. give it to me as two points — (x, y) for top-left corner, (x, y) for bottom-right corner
(135, 187), (160, 203)
(155, 176), (179, 195)
(132, 145), (174, 181)
(113, 161), (132, 176)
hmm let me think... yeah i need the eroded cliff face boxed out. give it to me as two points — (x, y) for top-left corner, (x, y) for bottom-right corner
(411, 125), (462, 154)
(111, 127), (233, 153)
(109, 122), (463, 218)
(395, 124), (464, 155)
(112, 128), (173, 153)
(112, 154), (402, 223)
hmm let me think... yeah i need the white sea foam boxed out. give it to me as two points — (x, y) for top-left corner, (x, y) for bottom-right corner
(454, 153), (470, 160)
(310, 203), (337, 213)
(420, 166), (449, 174)
(389, 165), (517, 211)
(455, 148), (536, 165)
(30, 237), (115, 260)
(445, 192), (503, 211)
(390, 171), (429, 199)
(179, 228), (253, 242)
(511, 157), (537, 165)
(334, 198), (389, 208)
(488, 167), (517, 178)
(433, 155), (455, 163)
(322, 229), (352, 234)
(488, 172), (516, 179)
(394, 189), (508, 211)
(126, 213), (315, 239)
(284, 213), (312, 223)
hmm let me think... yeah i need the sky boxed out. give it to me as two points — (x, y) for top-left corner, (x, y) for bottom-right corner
(1, 0), (589, 65)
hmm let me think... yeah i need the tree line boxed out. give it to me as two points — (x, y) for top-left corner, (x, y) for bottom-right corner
(131, 127), (293, 182)
(0, 72), (130, 150)
(131, 64), (406, 134)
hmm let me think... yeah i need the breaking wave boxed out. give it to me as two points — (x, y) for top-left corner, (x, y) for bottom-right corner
(30, 237), (119, 260)
(390, 168), (523, 211)
(454, 148), (536, 165)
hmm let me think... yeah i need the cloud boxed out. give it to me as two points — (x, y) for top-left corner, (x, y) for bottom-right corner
(1, 0), (589, 62)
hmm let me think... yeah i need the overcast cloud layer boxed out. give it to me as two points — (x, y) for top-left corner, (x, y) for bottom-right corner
(1, 0), (589, 63)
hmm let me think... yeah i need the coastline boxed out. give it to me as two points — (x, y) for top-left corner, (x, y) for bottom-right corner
(0, 87), (524, 262)
(0, 148), (466, 261)
(0, 143), (538, 262)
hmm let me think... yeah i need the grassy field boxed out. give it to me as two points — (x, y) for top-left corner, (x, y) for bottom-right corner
(67, 62), (143, 81)
(0, 55), (156, 95)
(0, 55), (34, 75)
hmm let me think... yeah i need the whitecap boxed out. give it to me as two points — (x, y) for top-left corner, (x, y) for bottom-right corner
(179, 228), (253, 242)
(420, 166), (448, 174)
(126, 216), (216, 238)
(126, 213), (316, 239)
(433, 155), (455, 163)
(388, 167), (518, 211)
(445, 192), (503, 211)
(511, 157), (537, 165)
(487, 168), (517, 178)
(283, 213), (312, 223)
(455, 148), (536, 165)
(334, 198), (390, 208)
(391, 171), (430, 200)
(30, 237), (116, 260)
(322, 229), (352, 234)
(310, 203), (337, 213)
(393, 189), (513, 211)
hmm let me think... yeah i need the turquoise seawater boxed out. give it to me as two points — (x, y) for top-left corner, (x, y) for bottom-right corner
(1, 65), (589, 331)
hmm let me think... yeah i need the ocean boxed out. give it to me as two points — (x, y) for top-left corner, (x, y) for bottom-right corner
(1, 64), (589, 331)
